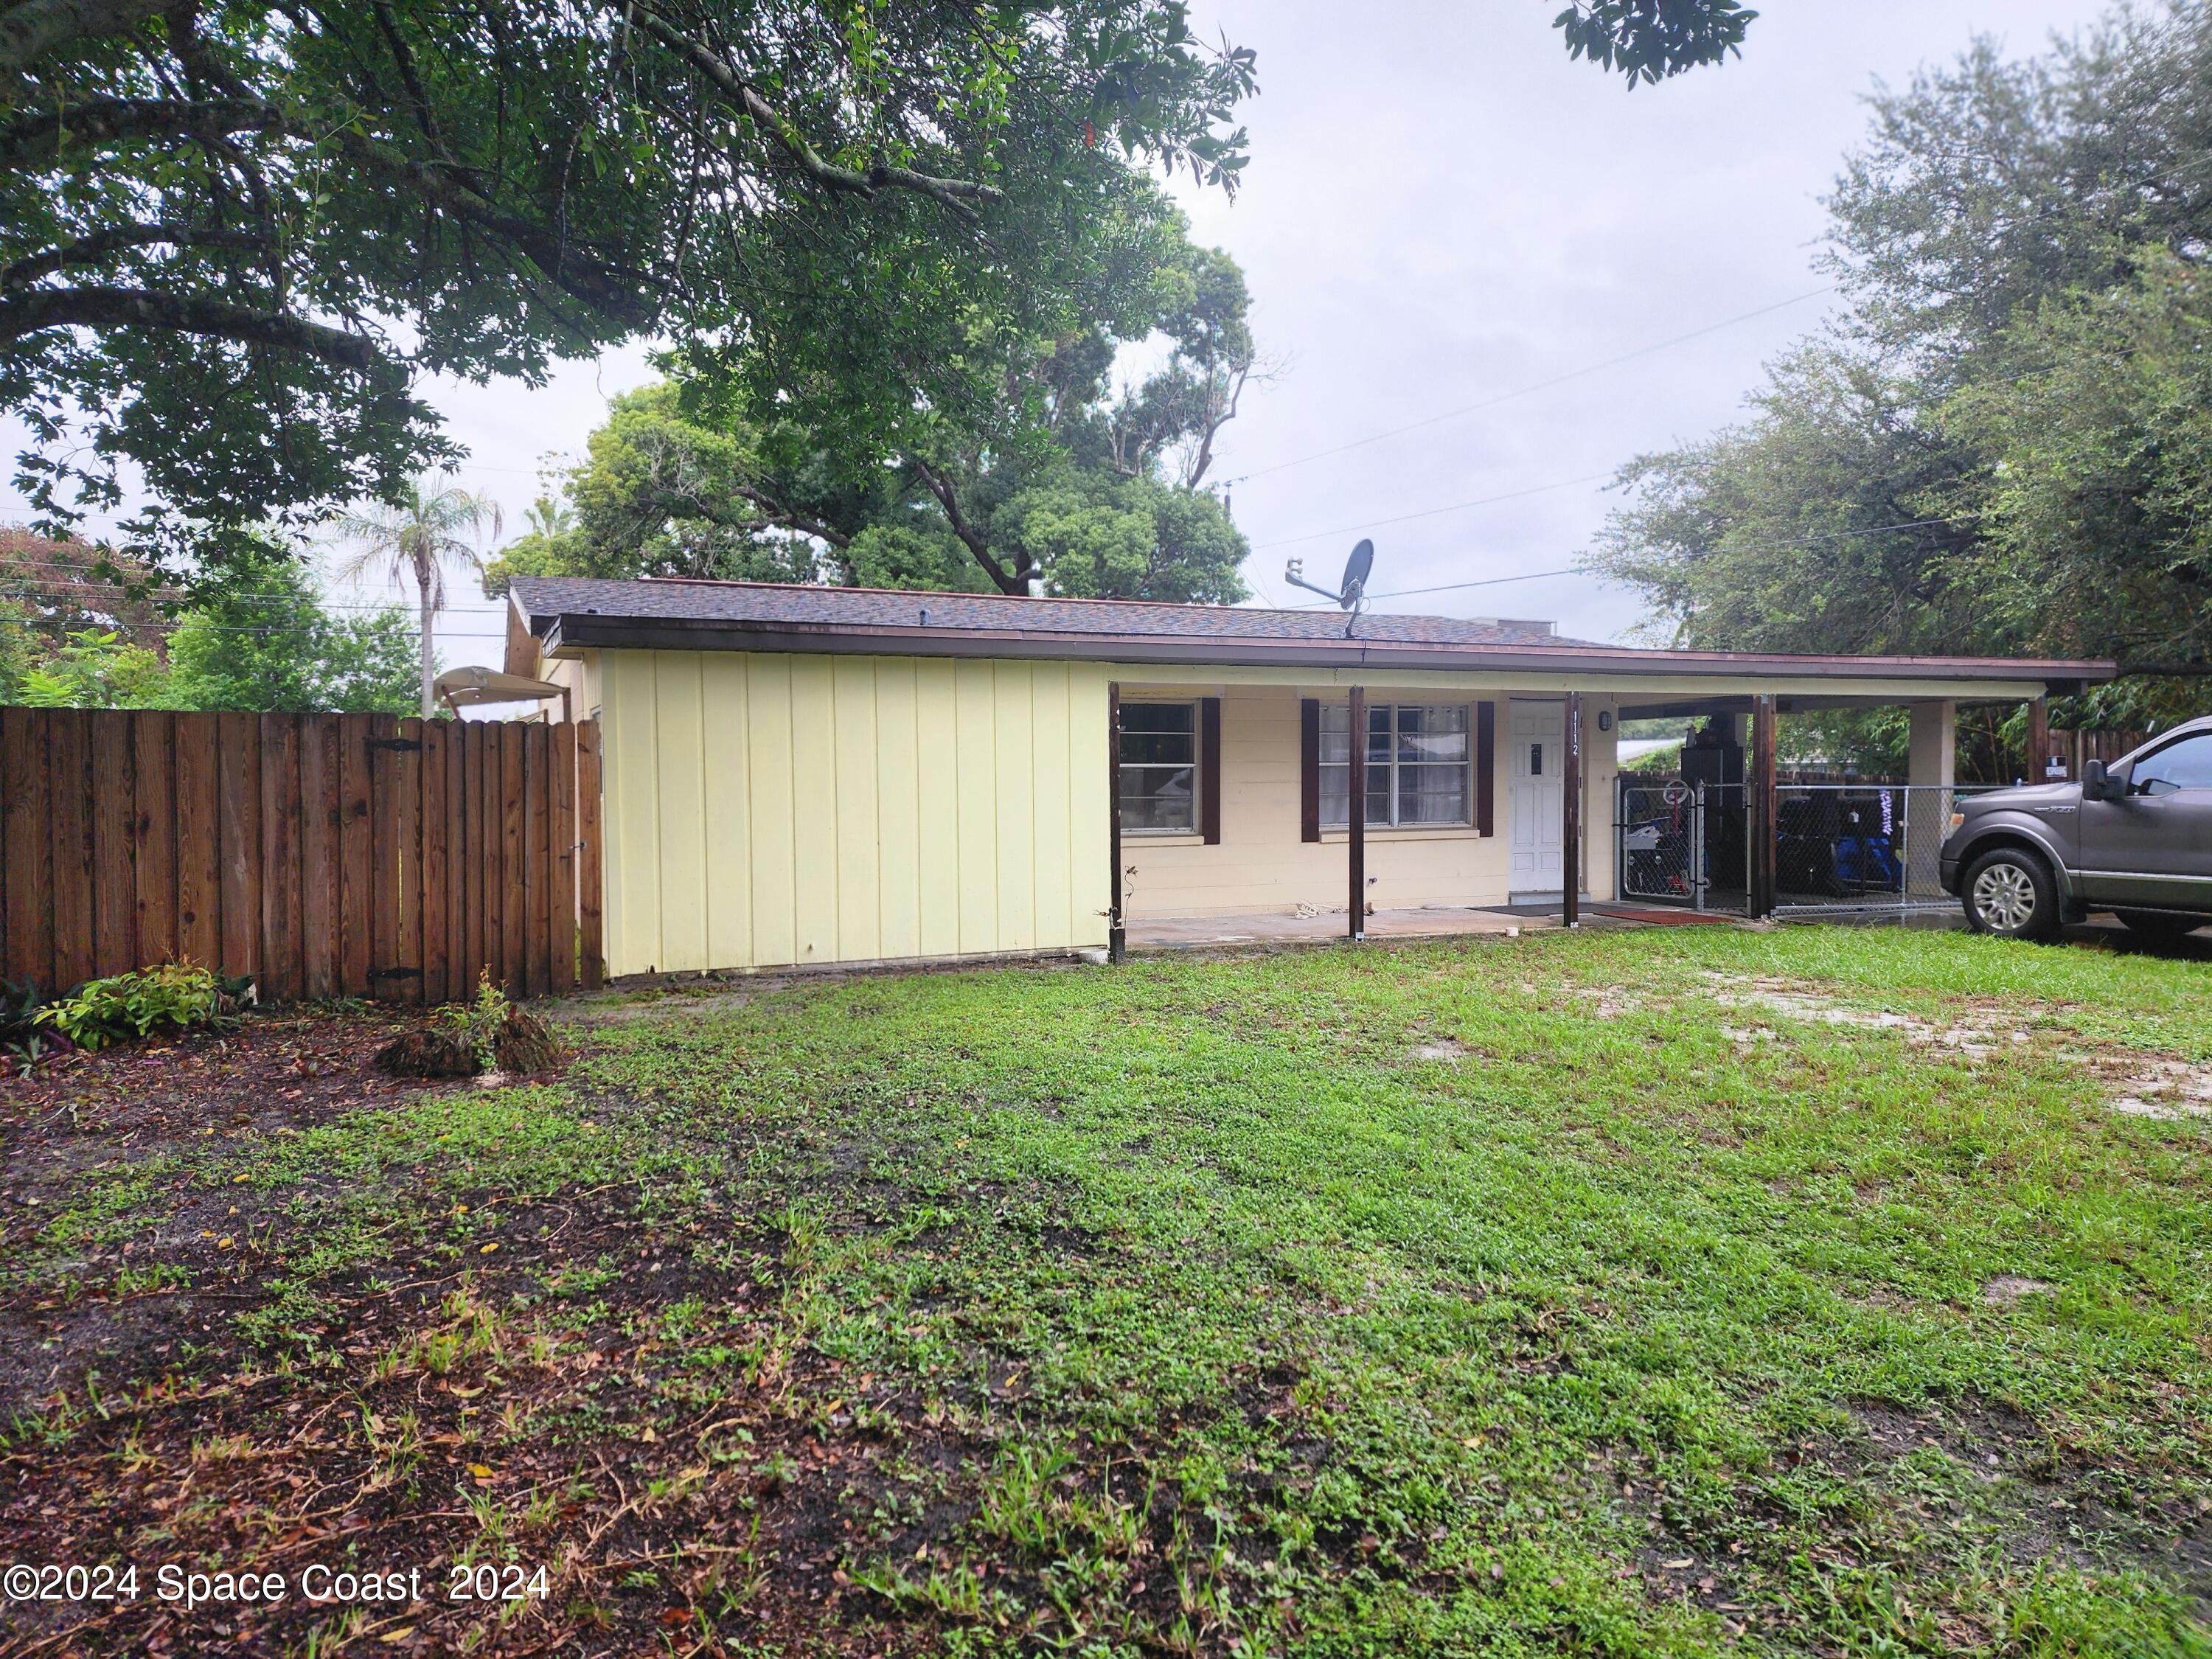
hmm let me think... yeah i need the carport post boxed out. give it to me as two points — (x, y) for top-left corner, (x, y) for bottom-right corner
(1107, 682), (1126, 964)
(1748, 694), (1778, 917)
(1348, 684), (1367, 941)
(1562, 691), (1582, 928)
(1906, 699), (1957, 899)
(2025, 696), (2056, 784)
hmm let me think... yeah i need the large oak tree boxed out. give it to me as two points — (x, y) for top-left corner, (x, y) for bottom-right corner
(1, 1), (1256, 565)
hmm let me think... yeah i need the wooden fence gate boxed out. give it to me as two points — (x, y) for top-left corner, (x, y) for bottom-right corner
(0, 710), (602, 1002)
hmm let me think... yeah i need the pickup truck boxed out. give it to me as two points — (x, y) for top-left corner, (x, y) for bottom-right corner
(1938, 714), (2212, 942)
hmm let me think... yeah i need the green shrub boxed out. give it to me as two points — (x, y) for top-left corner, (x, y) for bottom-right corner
(435, 972), (514, 1072)
(2, 977), (65, 1070)
(35, 961), (229, 1051)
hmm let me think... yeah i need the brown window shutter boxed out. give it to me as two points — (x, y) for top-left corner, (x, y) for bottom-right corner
(1475, 700), (1496, 837)
(1300, 698), (1321, 843)
(1200, 697), (1222, 844)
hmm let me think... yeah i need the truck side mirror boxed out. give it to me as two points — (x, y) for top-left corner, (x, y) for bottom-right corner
(2082, 759), (2121, 802)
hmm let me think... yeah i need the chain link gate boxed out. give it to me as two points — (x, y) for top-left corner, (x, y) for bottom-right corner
(1617, 778), (1715, 908)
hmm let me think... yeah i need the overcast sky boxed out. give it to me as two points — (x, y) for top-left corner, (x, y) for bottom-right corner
(4, 0), (2121, 666)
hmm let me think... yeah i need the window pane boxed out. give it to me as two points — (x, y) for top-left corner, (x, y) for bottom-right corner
(1319, 703), (1349, 764)
(2135, 734), (2212, 791)
(1119, 729), (1194, 766)
(1119, 703), (1194, 769)
(1119, 765), (1196, 830)
(1321, 762), (1351, 828)
(1121, 703), (1194, 735)
(1398, 762), (1469, 824)
(1366, 705), (1392, 765)
(1368, 773), (1393, 825)
(1397, 704), (1468, 762)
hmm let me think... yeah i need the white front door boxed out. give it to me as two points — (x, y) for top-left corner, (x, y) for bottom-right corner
(1509, 700), (1565, 896)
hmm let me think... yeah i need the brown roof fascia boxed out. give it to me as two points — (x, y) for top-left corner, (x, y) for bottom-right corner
(534, 608), (2115, 686)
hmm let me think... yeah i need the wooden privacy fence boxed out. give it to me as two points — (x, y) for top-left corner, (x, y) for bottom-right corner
(0, 710), (602, 1002)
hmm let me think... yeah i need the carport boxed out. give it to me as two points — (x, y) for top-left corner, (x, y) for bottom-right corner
(1610, 681), (2104, 922)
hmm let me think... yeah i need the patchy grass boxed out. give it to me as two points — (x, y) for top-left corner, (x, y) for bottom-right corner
(4, 927), (2212, 1655)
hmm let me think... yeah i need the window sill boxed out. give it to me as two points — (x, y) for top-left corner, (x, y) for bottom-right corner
(1320, 827), (1487, 844)
(1122, 828), (1205, 843)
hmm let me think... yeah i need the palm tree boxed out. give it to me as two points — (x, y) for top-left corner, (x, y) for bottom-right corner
(330, 476), (504, 719)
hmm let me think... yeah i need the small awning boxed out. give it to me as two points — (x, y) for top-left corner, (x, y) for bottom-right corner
(434, 666), (564, 706)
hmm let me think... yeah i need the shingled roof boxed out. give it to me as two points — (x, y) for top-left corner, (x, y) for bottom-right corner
(506, 574), (2114, 687)
(508, 575), (1583, 648)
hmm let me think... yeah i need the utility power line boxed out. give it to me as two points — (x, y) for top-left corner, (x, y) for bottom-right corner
(1221, 286), (1837, 488)
(1252, 473), (1610, 552)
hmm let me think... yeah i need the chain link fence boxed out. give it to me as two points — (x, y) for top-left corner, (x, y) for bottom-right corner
(1775, 784), (1980, 916)
(1618, 779), (1986, 917)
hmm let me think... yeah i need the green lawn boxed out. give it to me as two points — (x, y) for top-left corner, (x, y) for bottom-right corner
(4, 926), (2211, 1656)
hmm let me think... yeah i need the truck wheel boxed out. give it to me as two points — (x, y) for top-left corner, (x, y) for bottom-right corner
(2113, 909), (2204, 942)
(1963, 847), (2060, 942)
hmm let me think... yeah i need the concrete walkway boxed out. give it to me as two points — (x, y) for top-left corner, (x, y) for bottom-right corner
(1128, 905), (1563, 951)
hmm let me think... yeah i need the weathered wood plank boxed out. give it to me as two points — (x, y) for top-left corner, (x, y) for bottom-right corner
(549, 721), (577, 995)
(215, 712), (261, 985)
(522, 723), (549, 998)
(91, 711), (135, 974)
(258, 714), (302, 1002)
(478, 721), (504, 995)
(1, 710), (53, 990)
(131, 712), (178, 967)
(49, 709), (96, 990)
(338, 716), (374, 996)
(501, 723), (526, 995)
(449, 720), (472, 999)
(420, 720), (450, 1005)
(299, 715), (338, 1000)
(173, 714), (221, 972)
(395, 718), (422, 1004)
(577, 720), (604, 990)
(456, 722), (479, 995)
(368, 714), (400, 999)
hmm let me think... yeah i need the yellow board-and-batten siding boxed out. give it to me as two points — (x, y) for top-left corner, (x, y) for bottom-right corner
(592, 648), (1110, 977)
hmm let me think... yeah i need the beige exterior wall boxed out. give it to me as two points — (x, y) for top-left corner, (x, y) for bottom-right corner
(549, 637), (2048, 969)
(590, 649), (1110, 977)
(1119, 684), (1618, 918)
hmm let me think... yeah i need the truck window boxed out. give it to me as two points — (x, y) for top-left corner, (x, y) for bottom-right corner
(2130, 733), (2212, 796)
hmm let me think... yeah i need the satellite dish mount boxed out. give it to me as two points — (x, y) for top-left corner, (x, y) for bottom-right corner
(1284, 538), (1374, 613)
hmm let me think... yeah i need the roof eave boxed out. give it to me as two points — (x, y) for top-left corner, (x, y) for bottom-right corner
(534, 611), (2115, 685)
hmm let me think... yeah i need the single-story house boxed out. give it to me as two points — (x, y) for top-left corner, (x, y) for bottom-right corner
(502, 577), (2115, 978)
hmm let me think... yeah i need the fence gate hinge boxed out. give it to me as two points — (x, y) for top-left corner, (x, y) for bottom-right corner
(367, 737), (423, 753)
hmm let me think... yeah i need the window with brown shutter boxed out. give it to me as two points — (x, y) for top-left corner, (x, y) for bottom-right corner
(1300, 698), (1321, 842)
(1475, 700), (1496, 836)
(1200, 697), (1222, 844)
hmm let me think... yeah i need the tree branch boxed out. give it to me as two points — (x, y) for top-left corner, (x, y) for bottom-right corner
(1, 222), (269, 289)
(0, 0), (169, 72)
(911, 459), (1023, 594)
(734, 484), (851, 550)
(0, 95), (285, 167)
(612, 1), (1004, 221)
(0, 285), (385, 375)
(0, 97), (651, 321)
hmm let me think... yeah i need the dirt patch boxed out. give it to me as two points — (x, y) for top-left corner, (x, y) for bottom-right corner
(2079, 1054), (2212, 1120)
(1703, 973), (2023, 1058)
(1573, 986), (1644, 1019)
(1981, 1275), (2053, 1306)
(1412, 1038), (1468, 1062)
(0, 1009), (442, 1217)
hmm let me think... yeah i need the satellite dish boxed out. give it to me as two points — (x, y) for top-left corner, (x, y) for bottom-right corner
(1340, 539), (1374, 609)
(1283, 538), (1377, 611)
